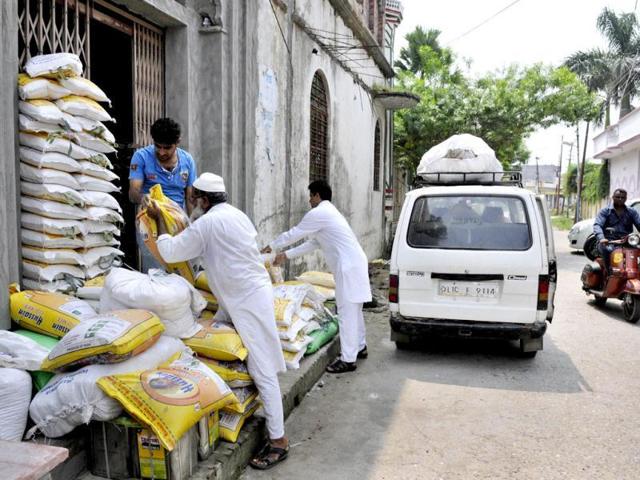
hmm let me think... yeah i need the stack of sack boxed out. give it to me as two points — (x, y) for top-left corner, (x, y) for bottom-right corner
(3, 285), (237, 452)
(18, 53), (122, 293)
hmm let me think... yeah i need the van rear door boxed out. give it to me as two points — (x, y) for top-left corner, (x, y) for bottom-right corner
(396, 193), (543, 324)
(536, 195), (557, 321)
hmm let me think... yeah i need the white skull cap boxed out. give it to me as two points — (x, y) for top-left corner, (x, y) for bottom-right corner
(193, 172), (226, 193)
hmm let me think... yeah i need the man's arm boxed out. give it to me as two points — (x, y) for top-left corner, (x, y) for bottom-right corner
(270, 210), (321, 251)
(593, 209), (607, 242)
(185, 186), (194, 215)
(129, 179), (144, 205)
(273, 239), (320, 266)
(146, 200), (204, 262)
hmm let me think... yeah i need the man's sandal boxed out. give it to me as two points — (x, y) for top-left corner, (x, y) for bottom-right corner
(249, 443), (289, 470)
(326, 359), (357, 373)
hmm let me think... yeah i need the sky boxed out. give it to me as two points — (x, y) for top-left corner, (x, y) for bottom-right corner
(393, 0), (638, 170)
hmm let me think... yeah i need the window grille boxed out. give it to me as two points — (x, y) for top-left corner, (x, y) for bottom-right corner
(309, 71), (329, 183)
(18, 0), (91, 75)
(373, 120), (381, 191)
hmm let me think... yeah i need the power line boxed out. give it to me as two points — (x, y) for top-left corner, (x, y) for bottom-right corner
(268, 0), (291, 58)
(447, 0), (524, 45)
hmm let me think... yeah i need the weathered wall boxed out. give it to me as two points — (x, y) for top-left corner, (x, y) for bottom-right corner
(0, 0), (20, 329)
(609, 150), (640, 199)
(252, 0), (388, 273)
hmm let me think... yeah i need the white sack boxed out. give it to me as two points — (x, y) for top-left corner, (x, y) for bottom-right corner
(416, 133), (503, 184)
(58, 77), (110, 103)
(19, 132), (93, 160)
(83, 233), (120, 249)
(21, 228), (84, 249)
(75, 116), (116, 144)
(21, 212), (88, 237)
(0, 330), (51, 370)
(83, 247), (124, 268)
(84, 220), (120, 236)
(23, 260), (85, 283)
(17, 74), (72, 101)
(18, 100), (65, 124)
(20, 146), (81, 173)
(55, 96), (114, 122)
(78, 160), (118, 181)
(72, 132), (116, 154)
(21, 182), (85, 207)
(20, 162), (80, 189)
(81, 191), (121, 212)
(19, 114), (65, 135)
(22, 277), (76, 293)
(28, 336), (184, 438)
(0, 368), (32, 441)
(22, 246), (86, 266)
(100, 268), (205, 338)
(25, 53), (83, 78)
(21, 196), (87, 220)
(85, 206), (124, 224)
(74, 174), (119, 193)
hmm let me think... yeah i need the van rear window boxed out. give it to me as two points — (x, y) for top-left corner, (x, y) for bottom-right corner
(407, 195), (532, 250)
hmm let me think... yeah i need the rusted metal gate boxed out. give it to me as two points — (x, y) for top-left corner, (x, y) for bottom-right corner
(17, 0), (164, 146)
(309, 71), (329, 183)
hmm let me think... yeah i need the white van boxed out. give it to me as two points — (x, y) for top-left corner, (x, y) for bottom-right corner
(388, 178), (556, 356)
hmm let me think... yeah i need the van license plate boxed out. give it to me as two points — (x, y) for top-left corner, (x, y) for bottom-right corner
(438, 281), (499, 298)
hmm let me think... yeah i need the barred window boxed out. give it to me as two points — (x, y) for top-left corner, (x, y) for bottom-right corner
(309, 71), (329, 183)
(373, 120), (381, 191)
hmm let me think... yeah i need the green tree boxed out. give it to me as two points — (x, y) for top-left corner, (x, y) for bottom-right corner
(393, 27), (600, 174)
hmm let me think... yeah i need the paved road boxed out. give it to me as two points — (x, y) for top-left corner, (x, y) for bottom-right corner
(242, 230), (640, 480)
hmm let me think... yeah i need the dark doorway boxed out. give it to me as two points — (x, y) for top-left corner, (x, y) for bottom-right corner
(89, 10), (137, 269)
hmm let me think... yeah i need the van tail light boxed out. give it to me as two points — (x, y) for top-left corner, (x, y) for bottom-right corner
(389, 274), (399, 303)
(537, 275), (549, 310)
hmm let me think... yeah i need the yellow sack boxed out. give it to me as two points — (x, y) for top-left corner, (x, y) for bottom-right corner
(137, 184), (195, 284)
(223, 386), (258, 414)
(198, 357), (253, 387)
(219, 400), (260, 443)
(97, 352), (236, 451)
(183, 320), (248, 362)
(10, 290), (96, 337)
(40, 309), (164, 371)
(295, 271), (336, 289)
(194, 271), (211, 292)
(197, 288), (218, 312)
(274, 297), (299, 327)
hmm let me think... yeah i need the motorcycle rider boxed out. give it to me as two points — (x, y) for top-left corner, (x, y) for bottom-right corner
(593, 188), (640, 272)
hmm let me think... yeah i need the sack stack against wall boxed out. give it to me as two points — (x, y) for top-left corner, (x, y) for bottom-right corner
(17, 53), (122, 294)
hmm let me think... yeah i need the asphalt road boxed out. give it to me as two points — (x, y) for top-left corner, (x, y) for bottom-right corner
(242, 230), (640, 480)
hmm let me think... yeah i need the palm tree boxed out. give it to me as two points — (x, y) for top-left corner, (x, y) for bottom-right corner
(395, 27), (454, 79)
(566, 8), (640, 123)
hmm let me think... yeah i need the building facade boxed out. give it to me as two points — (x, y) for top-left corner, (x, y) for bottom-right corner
(0, 0), (402, 327)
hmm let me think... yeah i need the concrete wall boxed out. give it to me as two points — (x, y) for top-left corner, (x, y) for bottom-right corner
(251, 0), (388, 274)
(0, 0), (20, 329)
(610, 150), (640, 199)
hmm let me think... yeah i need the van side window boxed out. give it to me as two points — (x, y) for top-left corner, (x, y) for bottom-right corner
(407, 195), (532, 250)
(535, 197), (549, 247)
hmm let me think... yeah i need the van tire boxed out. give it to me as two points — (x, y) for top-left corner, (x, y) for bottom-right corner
(395, 340), (412, 350)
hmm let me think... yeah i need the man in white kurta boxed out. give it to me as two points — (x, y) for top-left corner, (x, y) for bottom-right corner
(146, 172), (289, 469)
(266, 180), (372, 373)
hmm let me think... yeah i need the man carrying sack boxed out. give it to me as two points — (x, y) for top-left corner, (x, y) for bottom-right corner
(144, 172), (289, 470)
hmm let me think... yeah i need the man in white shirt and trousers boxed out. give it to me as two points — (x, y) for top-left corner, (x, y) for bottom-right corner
(145, 172), (289, 470)
(264, 180), (372, 374)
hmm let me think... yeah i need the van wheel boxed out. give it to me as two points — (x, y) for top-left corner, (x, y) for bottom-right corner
(623, 294), (640, 323)
(395, 341), (412, 350)
(519, 350), (537, 358)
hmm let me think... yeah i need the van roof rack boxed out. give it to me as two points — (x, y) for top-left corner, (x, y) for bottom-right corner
(412, 171), (522, 188)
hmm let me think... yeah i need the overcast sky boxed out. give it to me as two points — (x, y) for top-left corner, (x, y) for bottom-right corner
(394, 0), (637, 169)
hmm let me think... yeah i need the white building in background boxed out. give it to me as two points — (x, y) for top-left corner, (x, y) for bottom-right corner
(593, 107), (640, 198)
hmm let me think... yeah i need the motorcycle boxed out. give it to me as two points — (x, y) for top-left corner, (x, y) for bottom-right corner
(581, 232), (640, 323)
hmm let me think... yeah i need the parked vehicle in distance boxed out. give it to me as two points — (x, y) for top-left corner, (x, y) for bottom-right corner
(568, 199), (640, 257)
(388, 172), (556, 357)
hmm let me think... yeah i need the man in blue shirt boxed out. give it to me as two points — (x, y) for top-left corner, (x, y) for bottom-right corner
(593, 188), (640, 271)
(129, 117), (197, 271)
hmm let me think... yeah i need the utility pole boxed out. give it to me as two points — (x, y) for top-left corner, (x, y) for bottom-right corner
(535, 156), (540, 193)
(556, 137), (564, 213)
(564, 142), (574, 216)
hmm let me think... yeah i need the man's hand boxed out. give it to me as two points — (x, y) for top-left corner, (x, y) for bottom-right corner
(599, 238), (609, 244)
(261, 246), (272, 254)
(273, 252), (287, 266)
(145, 199), (162, 221)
